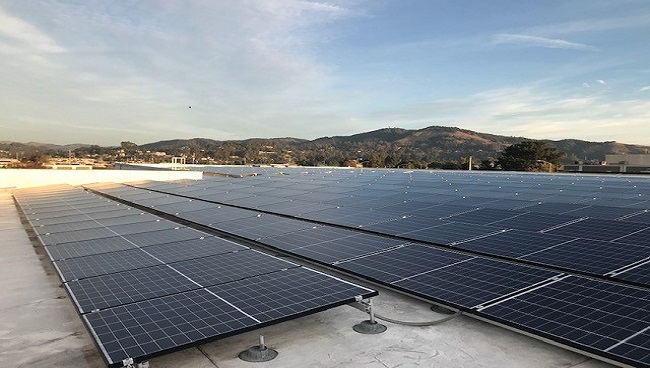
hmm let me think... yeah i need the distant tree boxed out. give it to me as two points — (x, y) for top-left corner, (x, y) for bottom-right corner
(497, 141), (564, 172)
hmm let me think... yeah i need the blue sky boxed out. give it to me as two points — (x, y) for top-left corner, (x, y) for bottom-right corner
(1, 0), (649, 146)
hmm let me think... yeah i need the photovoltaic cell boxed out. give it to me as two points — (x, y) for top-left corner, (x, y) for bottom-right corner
(288, 233), (407, 264)
(45, 236), (138, 260)
(615, 262), (650, 286)
(545, 218), (650, 242)
(54, 248), (162, 281)
(169, 249), (299, 287)
(480, 276), (650, 367)
(32, 220), (104, 235)
(456, 230), (576, 258)
(443, 208), (522, 225)
(141, 237), (247, 263)
(562, 205), (645, 220)
(122, 227), (209, 247)
(40, 227), (119, 245)
(393, 258), (559, 309)
(337, 244), (473, 283)
(489, 212), (581, 232)
(401, 221), (505, 245)
(107, 220), (180, 236)
(83, 289), (259, 366)
(208, 267), (377, 323)
(520, 238), (650, 276)
(66, 265), (198, 313)
(616, 228), (650, 247)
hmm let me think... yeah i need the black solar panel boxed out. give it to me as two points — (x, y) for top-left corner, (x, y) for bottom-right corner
(337, 244), (473, 283)
(443, 208), (522, 225)
(45, 236), (138, 260)
(520, 238), (650, 276)
(288, 233), (407, 264)
(480, 276), (650, 367)
(66, 265), (198, 313)
(40, 227), (119, 245)
(545, 218), (649, 241)
(392, 258), (559, 308)
(456, 230), (576, 258)
(83, 289), (260, 366)
(32, 219), (104, 235)
(489, 212), (581, 232)
(208, 267), (376, 323)
(122, 227), (209, 247)
(107, 220), (180, 236)
(614, 262), (650, 286)
(401, 221), (505, 245)
(141, 237), (247, 263)
(54, 248), (163, 281)
(169, 250), (299, 287)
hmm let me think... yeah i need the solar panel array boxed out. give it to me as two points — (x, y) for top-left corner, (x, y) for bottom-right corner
(13, 185), (377, 368)
(85, 168), (650, 367)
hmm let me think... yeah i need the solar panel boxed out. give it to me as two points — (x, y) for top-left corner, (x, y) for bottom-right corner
(32, 219), (104, 235)
(479, 276), (650, 367)
(288, 233), (407, 264)
(66, 265), (199, 313)
(337, 244), (474, 283)
(169, 249), (299, 287)
(106, 220), (180, 236)
(520, 238), (650, 277)
(45, 236), (139, 260)
(616, 228), (650, 247)
(207, 266), (376, 323)
(121, 227), (209, 247)
(545, 218), (650, 241)
(442, 208), (522, 225)
(401, 221), (506, 245)
(78, 172), (650, 367)
(392, 258), (560, 309)
(562, 205), (646, 220)
(488, 212), (581, 232)
(83, 289), (260, 366)
(141, 237), (247, 263)
(614, 262), (650, 286)
(456, 230), (576, 258)
(40, 227), (119, 245)
(53, 248), (163, 281)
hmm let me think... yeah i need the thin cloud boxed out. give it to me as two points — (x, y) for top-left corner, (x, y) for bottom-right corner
(491, 33), (597, 51)
(641, 86), (650, 92)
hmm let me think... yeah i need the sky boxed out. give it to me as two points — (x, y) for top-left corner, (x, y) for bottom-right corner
(1, 0), (649, 146)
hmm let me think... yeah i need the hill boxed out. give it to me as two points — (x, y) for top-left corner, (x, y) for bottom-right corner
(138, 126), (650, 166)
(4, 126), (649, 167)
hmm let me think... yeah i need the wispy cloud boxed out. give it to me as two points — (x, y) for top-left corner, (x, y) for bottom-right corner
(641, 86), (650, 92)
(491, 34), (597, 51)
(0, 7), (64, 54)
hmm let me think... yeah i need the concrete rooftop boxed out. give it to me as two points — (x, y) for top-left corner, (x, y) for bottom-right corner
(1, 183), (619, 368)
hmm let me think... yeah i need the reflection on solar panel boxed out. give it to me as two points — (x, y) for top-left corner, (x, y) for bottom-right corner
(14, 185), (377, 367)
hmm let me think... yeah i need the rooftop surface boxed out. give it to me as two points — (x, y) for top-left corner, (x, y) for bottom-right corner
(2, 167), (647, 368)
